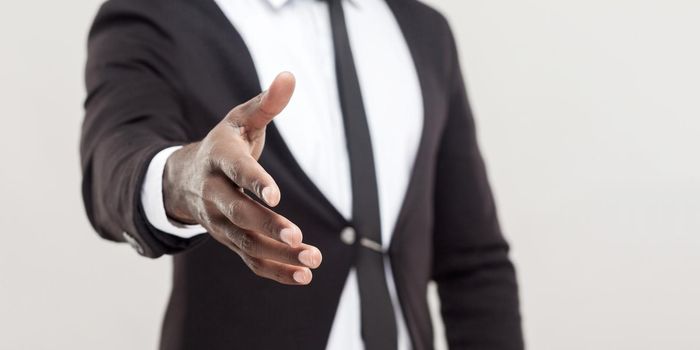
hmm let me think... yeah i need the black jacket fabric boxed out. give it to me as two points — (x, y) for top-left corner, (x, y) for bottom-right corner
(81, 0), (524, 348)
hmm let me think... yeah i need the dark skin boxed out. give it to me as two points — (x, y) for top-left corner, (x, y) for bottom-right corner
(163, 72), (322, 285)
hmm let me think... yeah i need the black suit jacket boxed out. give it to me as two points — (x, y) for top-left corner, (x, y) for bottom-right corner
(81, 0), (524, 349)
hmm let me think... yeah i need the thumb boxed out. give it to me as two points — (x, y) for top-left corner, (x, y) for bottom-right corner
(230, 71), (296, 130)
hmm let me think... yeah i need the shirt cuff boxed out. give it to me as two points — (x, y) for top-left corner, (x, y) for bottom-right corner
(141, 146), (207, 239)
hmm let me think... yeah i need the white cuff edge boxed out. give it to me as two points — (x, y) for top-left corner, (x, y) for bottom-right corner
(141, 146), (207, 239)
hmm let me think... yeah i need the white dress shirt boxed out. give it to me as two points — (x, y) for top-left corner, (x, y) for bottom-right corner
(140, 0), (423, 348)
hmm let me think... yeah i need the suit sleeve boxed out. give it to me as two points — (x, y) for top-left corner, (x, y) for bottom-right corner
(431, 25), (525, 349)
(80, 1), (204, 258)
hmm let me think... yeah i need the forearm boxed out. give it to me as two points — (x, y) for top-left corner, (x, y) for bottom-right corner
(141, 145), (207, 238)
(431, 20), (524, 347)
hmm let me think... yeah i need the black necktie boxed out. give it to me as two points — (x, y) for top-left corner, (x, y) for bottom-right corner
(324, 0), (399, 349)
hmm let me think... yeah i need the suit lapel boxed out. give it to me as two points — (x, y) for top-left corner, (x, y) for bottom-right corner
(384, 0), (441, 250)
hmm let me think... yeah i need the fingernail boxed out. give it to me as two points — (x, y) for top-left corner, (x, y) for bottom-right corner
(293, 269), (311, 284)
(261, 186), (278, 206)
(298, 250), (319, 268)
(280, 227), (299, 246)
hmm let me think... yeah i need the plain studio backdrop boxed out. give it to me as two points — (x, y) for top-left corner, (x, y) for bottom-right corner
(1, 0), (699, 349)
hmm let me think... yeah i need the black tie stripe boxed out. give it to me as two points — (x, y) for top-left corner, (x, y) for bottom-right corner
(323, 0), (399, 348)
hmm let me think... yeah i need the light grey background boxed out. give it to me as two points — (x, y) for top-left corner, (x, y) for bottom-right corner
(1, 0), (699, 349)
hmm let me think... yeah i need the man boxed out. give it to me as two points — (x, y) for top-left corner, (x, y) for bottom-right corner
(80, 0), (524, 348)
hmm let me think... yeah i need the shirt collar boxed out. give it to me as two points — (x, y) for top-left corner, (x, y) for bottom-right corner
(265, 0), (360, 10)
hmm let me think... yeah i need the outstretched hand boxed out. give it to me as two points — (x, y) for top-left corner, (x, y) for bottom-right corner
(163, 72), (322, 285)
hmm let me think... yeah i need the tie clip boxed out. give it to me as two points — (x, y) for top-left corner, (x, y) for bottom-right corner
(360, 237), (385, 253)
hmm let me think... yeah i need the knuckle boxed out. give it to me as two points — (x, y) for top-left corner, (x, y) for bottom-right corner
(222, 158), (242, 182)
(249, 178), (263, 196)
(200, 177), (217, 199)
(226, 200), (245, 223)
(228, 104), (247, 120)
(245, 257), (264, 276)
(224, 226), (239, 243)
(239, 233), (257, 256)
(262, 216), (279, 236)
(203, 153), (219, 172)
(273, 270), (287, 283)
(262, 211), (285, 235)
(199, 144), (220, 170)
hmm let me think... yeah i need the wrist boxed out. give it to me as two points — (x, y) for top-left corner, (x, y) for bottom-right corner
(163, 143), (199, 225)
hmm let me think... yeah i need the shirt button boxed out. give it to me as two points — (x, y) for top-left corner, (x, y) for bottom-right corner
(122, 231), (144, 255)
(340, 226), (356, 245)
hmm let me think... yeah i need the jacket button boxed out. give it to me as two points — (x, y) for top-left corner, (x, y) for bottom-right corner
(122, 231), (144, 255)
(340, 227), (356, 245)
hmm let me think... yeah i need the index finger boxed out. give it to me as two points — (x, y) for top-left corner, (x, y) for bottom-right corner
(207, 175), (302, 247)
